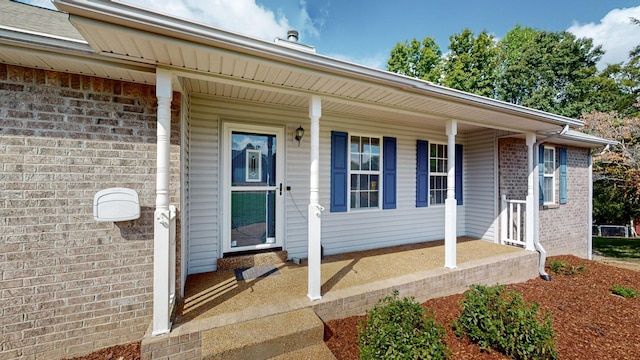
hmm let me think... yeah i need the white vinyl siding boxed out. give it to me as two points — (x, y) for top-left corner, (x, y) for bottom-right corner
(180, 93), (191, 286)
(320, 115), (467, 256)
(464, 128), (497, 241)
(186, 95), (499, 268)
(187, 96), (220, 274)
(189, 95), (311, 264)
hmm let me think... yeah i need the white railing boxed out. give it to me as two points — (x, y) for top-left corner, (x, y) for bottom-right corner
(501, 195), (527, 247)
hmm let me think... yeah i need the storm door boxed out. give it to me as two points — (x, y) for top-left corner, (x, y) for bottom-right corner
(222, 123), (284, 253)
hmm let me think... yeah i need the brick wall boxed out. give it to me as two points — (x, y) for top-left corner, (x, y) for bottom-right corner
(539, 147), (591, 257)
(498, 138), (590, 258)
(498, 138), (528, 200)
(0, 64), (181, 359)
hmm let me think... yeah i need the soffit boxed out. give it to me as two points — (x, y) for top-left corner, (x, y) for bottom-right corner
(0, 1), (155, 83)
(54, 0), (585, 135)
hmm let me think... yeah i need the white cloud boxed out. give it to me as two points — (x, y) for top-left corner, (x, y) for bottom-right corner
(121, 0), (292, 41)
(568, 6), (640, 69)
(20, 0), (307, 42)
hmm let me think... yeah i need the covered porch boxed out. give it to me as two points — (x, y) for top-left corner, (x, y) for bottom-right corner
(53, 0), (580, 342)
(141, 238), (539, 358)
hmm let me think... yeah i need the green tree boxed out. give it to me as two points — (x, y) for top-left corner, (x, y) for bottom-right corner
(441, 28), (497, 97)
(386, 37), (442, 82)
(495, 28), (604, 118)
(494, 25), (537, 105)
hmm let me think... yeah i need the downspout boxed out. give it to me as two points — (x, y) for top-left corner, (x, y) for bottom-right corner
(534, 125), (569, 281)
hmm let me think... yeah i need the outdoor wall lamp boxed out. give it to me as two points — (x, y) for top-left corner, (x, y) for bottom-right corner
(294, 126), (305, 146)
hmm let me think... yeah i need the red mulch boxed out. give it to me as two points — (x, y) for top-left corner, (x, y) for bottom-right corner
(324, 255), (640, 359)
(66, 342), (140, 360)
(71, 255), (640, 360)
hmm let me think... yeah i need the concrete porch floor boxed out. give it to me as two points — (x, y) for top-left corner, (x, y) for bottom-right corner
(142, 238), (539, 359)
(176, 238), (531, 325)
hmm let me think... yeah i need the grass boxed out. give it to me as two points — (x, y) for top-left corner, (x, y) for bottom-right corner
(593, 237), (640, 259)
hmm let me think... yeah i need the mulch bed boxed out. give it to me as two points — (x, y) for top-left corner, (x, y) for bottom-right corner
(71, 255), (640, 360)
(324, 255), (640, 359)
(66, 342), (140, 360)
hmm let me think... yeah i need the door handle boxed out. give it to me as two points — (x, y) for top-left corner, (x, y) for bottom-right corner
(279, 183), (283, 195)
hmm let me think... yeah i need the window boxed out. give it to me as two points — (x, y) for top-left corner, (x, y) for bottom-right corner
(350, 136), (380, 209)
(430, 143), (447, 205)
(543, 146), (555, 204)
(331, 131), (396, 212)
(416, 141), (463, 208)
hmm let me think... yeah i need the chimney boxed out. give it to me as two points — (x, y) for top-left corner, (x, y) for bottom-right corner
(287, 30), (299, 42)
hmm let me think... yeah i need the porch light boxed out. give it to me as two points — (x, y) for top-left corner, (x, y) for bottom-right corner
(295, 126), (305, 146)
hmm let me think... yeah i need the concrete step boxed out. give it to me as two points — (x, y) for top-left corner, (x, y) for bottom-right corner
(269, 343), (337, 360)
(217, 250), (288, 271)
(201, 308), (324, 360)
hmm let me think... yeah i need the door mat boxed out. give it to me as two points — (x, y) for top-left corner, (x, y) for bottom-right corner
(234, 264), (281, 281)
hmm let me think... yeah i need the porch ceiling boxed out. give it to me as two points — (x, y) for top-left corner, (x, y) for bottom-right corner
(53, 0), (584, 135)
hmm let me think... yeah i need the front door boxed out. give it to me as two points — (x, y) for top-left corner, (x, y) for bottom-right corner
(222, 123), (285, 254)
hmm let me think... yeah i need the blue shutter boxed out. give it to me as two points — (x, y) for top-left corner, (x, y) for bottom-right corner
(416, 140), (429, 207)
(455, 144), (463, 205)
(382, 137), (397, 209)
(539, 145), (545, 206)
(330, 131), (348, 212)
(559, 147), (567, 204)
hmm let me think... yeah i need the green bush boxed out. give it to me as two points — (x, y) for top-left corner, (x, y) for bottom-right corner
(452, 284), (558, 360)
(548, 260), (586, 275)
(611, 284), (638, 298)
(357, 290), (450, 360)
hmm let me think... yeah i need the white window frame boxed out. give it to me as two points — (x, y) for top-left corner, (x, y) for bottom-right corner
(429, 143), (447, 206)
(543, 146), (556, 204)
(348, 134), (382, 211)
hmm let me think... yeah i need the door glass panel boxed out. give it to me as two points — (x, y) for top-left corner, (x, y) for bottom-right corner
(229, 131), (278, 250)
(231, 191), (276, 248)
(231, 132), (276, 187)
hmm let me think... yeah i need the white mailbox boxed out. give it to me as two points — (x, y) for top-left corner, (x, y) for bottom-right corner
(93, 187), (140, 222)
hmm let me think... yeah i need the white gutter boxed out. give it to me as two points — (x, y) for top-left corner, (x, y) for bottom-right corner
(0, 23), (155, 74)
(53, 0), (584, 128)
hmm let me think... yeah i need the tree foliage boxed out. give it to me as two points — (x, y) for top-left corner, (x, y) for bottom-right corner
(494, 27), (604, 118)
(441, 29), (498, 97)
(385, 21), (640, 223)
(583, 109), (640, 224)
(387, 37), (442, 82)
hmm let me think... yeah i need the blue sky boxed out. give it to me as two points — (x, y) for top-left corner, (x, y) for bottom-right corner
(24, 0), (640, 69)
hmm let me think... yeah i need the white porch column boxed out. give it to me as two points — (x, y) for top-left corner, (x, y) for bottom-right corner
(307, 95), (323, 301)
(444, 120), (457, 269)
(525, 133), (536, 251)
(153, 68), (172, 335)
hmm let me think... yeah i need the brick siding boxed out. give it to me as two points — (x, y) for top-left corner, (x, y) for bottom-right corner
(0, 64), (181, 359)
(538, 146), (591, 257)
(498, 138), (590, 257)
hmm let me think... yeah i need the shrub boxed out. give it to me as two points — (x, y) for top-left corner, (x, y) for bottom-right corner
(357, 290), (450, 360)
(452, 284), (558, 360)
(548, 260), (586, 275)
(611, 284), (638, 298)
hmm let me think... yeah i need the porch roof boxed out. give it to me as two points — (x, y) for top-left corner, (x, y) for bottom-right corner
(0, 0), (609, 145)
(48, 0), (597, 136)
